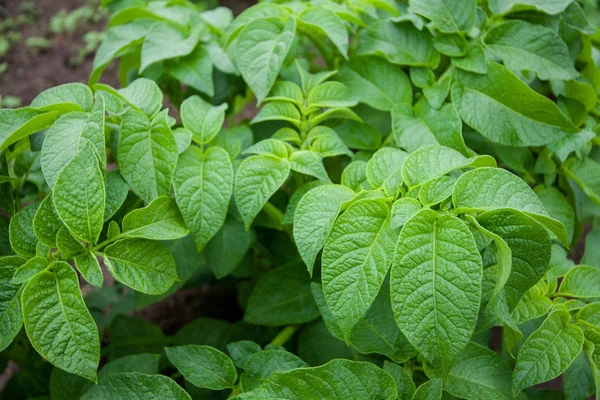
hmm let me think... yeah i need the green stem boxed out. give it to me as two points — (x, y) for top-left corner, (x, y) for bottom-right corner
(91, 234), (121, 252)
(262, 201), (285, 225)
(170, 372), (182, 380)
(270, 325), (299, 347)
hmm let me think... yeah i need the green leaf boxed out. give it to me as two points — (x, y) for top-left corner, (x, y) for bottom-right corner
(122, 196), (188, 241)
(251, 102), (302, 127)
(305, 126), (352, 158)
(56, 226), (85, 259)
(307, 82), (358, 109)
(104, 170), (129, 221)
(98, 353), (160, 378)
(0, 108), (58, 152)
(409, 0), (476, 33)
(140, 22), (202, 72)
(33, 195), (63, 247)
(180, 95), (228, 145)
(489, 0), (574, 15)
(564, 157), (600, 204)
(563, 351), (596, 400)
(358, 21), (440, 68)
(53, 144), (105, 244)
(222, 3), (287, 46)
(298, 6), (349, 58)
(451, 44), (488, 74)
(412, 379), (443, 400)
(290, 150), (330, 182)
(264, 81), (304, 107)
(235, 359), (397, 399)
(322, 198), (395, 340)
(390, 198), (422, 230)
(342, 161), (372, 191)
(235, 17), (296, 102)
(383, 361), (416, 400)
(81, 372), (191, 400)
(559, 265), (600, 298)
(174, 146), (233, 252)
(165, 345), (237, 390)
(336, 121), (381, 151)
(235, 155), (290, 230)
(392, 99), (471, 156)
(452, 62), (577, 146)
(11, 256), (48, 284)
(206, 216), (254, 279)
(245, 264), (319, 326)
(511, 281), (553, 324)
(294, 184), (355, 274)
(391, 209), (482, 376)
(484, 20), (577, 80)
(477, 209), (551, 309)
(513, 309), (584, 395)
(443, 342), (514, 400)
(0, 256), (26, 352)
(402, 145), (495, 187)
(50, 368), (92, 400)
(90, 20), (153, 84)
(104, 239), (179, 295)
(227, 340), (262, 369)
(166, 46), (214, 97)
(366, 147), (408, 194)
(419, 175), (456, 206)
(9, 203), (39, 257)
(118, 109), (178, 203)
(74, 249), (103, 288)
(31, 83), (93, 112)
(453, 167), (569, 247)
(117, 78), (164, 118)
(535, 186), (575, 244)
(244, 138), (291, 159)
(339, 56), (412, 111)
(243, 350), (308, 390)
(22, 261), (100, 382)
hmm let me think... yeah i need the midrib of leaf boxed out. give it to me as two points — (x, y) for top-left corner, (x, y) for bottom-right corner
(431, 219), (445, 373)
(458, 85), (569, 129)
(84, 163), (93, 244)
(124, 214), (181, 237)
(108, 254), (177, 279)
(518, 323), (567, 386)
(146, 126), (159, 200)
(181, 351), (232, 385)
(358, 318), (397, 353)
(440, 0), (459, 32)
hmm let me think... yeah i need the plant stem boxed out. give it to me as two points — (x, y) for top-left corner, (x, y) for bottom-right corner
(170, 372), (182, 380)
(262, 201), (284, 225)
(270, 325), (299, 346)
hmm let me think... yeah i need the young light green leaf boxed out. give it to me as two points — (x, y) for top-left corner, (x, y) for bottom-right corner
(307, 82), (358, 109)
(451, 45), (488, 74)
(11, 256), (48, 284)
(0, 256), (26, 352)
(322, 198), (395, 340)
(31, 83), (93, 112)
(117, 78), (164, 118)
(174, 146), (233, 252)
(511, 281), (553, 324)
(9, 202), (40, 257)
(122, 196), (188, 241)
(342, 161), (372, 192)
(74, 250), (103, 288)
(366, 147), (408, 193)
(298, 6), (349, 58)
(180, 95), (228, 145)
(564, 157), (600, 205)
(56, 226), (85, 259)
(452, 62), (578, 146)
(104, 239), (179, 295)
(489, 0), (573, 15)
(264, 81), (304, 107)
(251, 102), (302, 127)
(383, 361), (416, 400)
(118, 109), (178, 203)
(22, 261), (100, 382)
(559, 265), (600, 298)
(294, 184), (355, 274)
(358, 21), (440, 68)
(290, 150), (330, 182)
(391, 210), (482, 376)
(165, 345), (237, 390)
(305, 126), (352, 158)
(409, 0), (476, 33)
(222, 3), (287, 46)
(513, 309), (584, 395)
(235, 17), (296, 102)
(339, 56), (412, 111)
(140, 22), (202, 72)
(390, 198), (422, 230)
(245, 264), (319, 326)
(53, 145), (105, 244)
(419, 175), (456, 206)
(235, 155), (290, 230)
(81, 372), (191, 400)
(243, 138), (291, 159)
(0, 108), (58, 152)
(484, 20), (577, 80)
(33, 195), (63, 247)
(104, 170), (129, 221)
(235, 359), (397, 400)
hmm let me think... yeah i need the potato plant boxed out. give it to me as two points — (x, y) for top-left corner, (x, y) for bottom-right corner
(2, 0), (600, 399)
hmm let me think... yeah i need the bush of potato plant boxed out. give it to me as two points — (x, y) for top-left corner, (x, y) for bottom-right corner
(2, 0), (600, 398)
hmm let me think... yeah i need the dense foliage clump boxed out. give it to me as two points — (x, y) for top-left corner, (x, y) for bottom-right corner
(2, 0), (600, 399)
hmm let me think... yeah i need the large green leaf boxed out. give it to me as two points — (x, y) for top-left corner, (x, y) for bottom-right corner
(391, 209), (482, 376)
(235, 17), (296, 102)
(322, 198), (395, 340)
(559, 265), (600, 298)
(31, 83), (93, 112)
(452, 62), (577, 146)
(9, 202), (40, 257)
(118, 109), (178, 203)
(0, 108), (58, 152)
(234, 155), (290, 230)
(484, 20), (577, 80)
(0, 256), (26, 352)
(293, 184), (355, 275)
(22, 261), (100, 382)
(140, 22), (202, 72)
(122, 196), (188, 241)
(165, 345), (237, 390)
(53, 145), (105, 244)
(174, 146), (233, 252)
(513, 309), (584, 395)
(535, 186), (575, 245)
(104, 239), (179, 295)
(489, 0), (574, 15)
(409, 0), (476, 33)
(298, 6), (349, 58)
(245, 264), (319, 326)
(358, 21), (439, 67)
(81, 372), (190, 400)
(235, 359), (397, 399)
